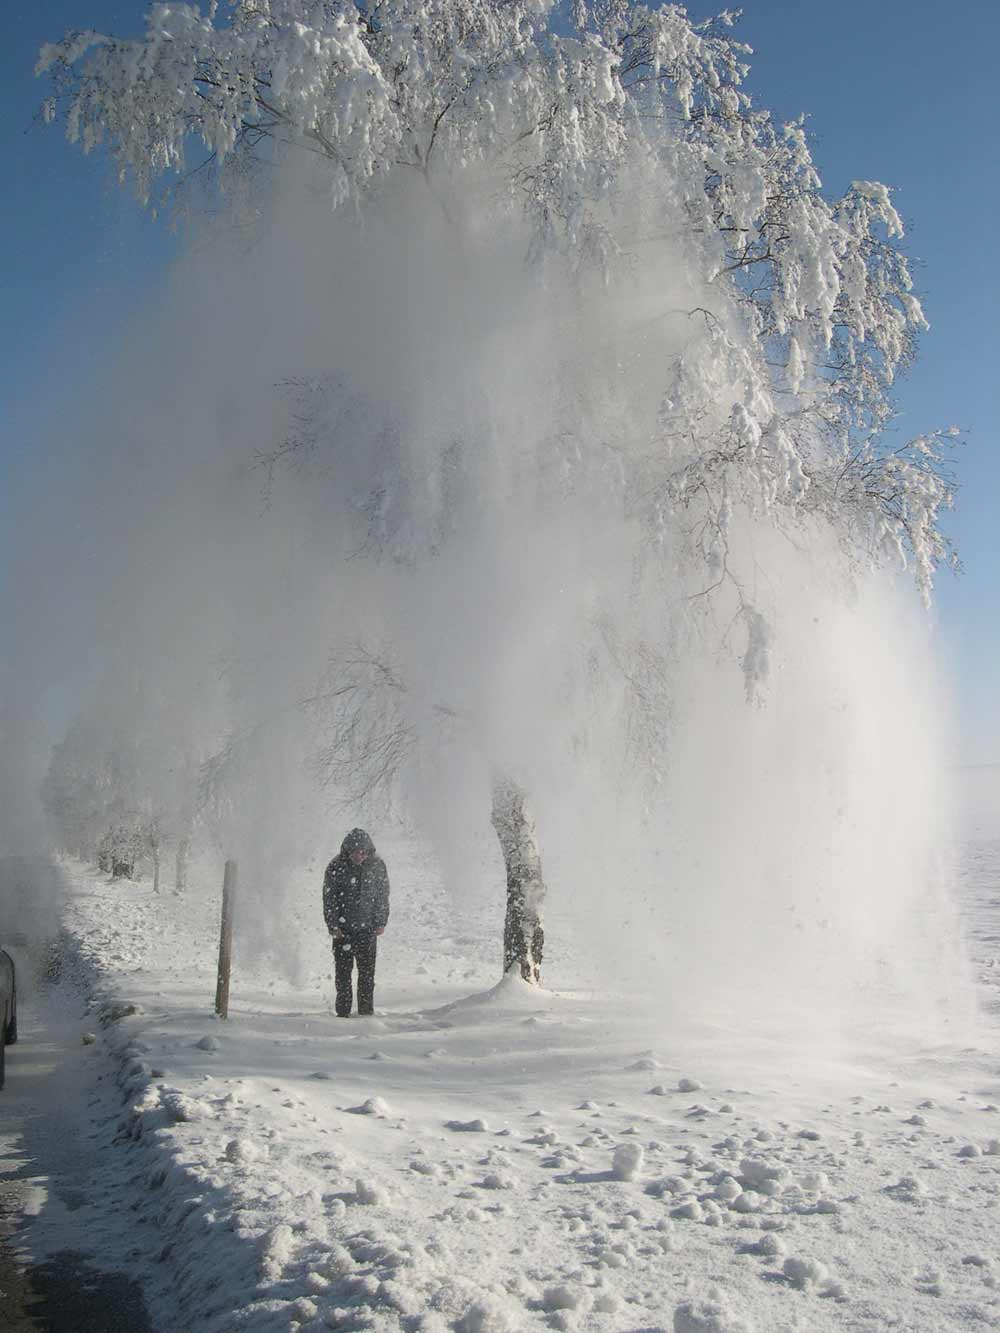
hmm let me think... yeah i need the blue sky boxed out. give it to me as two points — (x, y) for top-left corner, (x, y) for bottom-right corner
(2, 1), (997, 760)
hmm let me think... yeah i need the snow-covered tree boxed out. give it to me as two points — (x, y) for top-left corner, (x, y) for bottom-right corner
(38, 2), (955, 596)
(39, 2), (958, 981)
(43, 714), (154, 877)
(42, 680), (209, 887)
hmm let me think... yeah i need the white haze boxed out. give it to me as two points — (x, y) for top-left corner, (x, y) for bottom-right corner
(0, 151), (974, 1046)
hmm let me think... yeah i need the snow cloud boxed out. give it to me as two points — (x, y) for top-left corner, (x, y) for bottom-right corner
(0, 140), (971, 1042)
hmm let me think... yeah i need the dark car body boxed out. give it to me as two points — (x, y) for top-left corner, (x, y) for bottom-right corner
(0, 947), (17, 1089)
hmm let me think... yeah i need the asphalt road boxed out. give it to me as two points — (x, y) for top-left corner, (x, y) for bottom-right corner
(0, 936), (156, 1332)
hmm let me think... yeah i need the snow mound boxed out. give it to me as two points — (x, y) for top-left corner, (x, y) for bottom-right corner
(355, 1177), (388, 1205)
(195, 1035), (220, 1052)
(101, 1001), (142, 1025)
(480, 1172), (514, 1190)
(612, 1142), (644, 1180)
(748, 1233), (786, 1258)
(258, 1223), (295, 1283)
(348, 1096), (391, 1116)
(409, 1158), (440, 1176)
(161, 1091), (215, 1123)
(674, 1294), (755, 1332)
(731, 1189), (763, 1214)
(225, 1137), (264, 1164)
(429, 972), (554, 1019)
(455, 1295), (518, 1333)
(884, 1175), (928, 1202)
(783, 1255), (829, 1287)
(713, 1176), (742, 1202)
(542, 1283), (588, 1312)
(739, 1157), (789, 1191)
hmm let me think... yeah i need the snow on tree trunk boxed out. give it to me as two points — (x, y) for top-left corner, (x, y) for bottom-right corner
(490, 777), (545, 985)
(174, 835), (189, 895)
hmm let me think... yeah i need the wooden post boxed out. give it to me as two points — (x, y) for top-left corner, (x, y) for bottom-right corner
(215, 859), (237, 1018)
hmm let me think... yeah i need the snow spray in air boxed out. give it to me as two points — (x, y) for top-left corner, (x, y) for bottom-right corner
(5, 146), (971, 1039)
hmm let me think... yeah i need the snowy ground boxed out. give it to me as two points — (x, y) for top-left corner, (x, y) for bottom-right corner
(2, 818), (999, 1333)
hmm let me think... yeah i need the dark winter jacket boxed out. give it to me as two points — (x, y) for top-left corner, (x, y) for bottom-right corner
(322, 829), (390, 936)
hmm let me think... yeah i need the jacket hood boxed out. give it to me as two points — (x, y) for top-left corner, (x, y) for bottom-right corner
(341, 828), (376, 857)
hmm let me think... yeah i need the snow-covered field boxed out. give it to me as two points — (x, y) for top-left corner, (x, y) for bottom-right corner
(4, 808), (1000, 1333)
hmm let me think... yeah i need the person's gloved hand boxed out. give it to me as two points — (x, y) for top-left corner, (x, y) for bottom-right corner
(376, 928), (385, 937)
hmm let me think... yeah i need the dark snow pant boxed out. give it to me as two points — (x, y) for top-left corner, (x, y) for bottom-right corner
(333, 931), (378, 1016)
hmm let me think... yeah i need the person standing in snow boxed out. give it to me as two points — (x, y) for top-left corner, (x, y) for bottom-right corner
(322, 829), (390, 1017)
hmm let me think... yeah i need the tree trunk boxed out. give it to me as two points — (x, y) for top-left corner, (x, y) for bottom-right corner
(152, 841), (161, 894)
(490, 777), (546, 984)
(174, 835), (189, 895)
